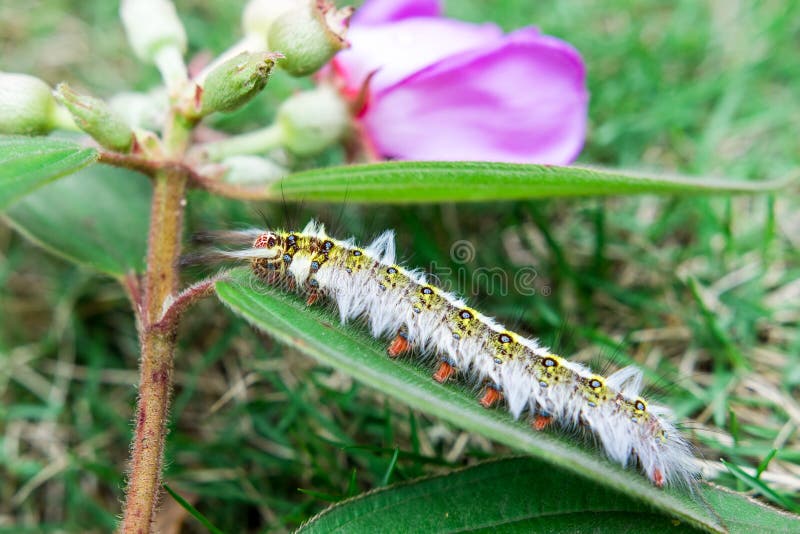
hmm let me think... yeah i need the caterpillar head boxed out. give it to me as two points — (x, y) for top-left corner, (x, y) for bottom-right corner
(253, 231), (281, 252)
(249, 231), (288, 282)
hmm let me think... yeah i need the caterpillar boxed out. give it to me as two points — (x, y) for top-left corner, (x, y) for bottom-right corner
(217, 220), (697, 487)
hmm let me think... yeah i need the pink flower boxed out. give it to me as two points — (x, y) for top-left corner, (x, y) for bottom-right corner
(330, 0), (588, 164)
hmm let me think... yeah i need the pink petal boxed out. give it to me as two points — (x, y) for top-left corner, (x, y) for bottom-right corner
(353, 0), (442, 25)
(362, 28), (588, 164)
(334, 17), (504, 94)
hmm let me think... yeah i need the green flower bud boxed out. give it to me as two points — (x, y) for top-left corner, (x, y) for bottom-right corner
(268, 0), (353, 77)
(277, 85), (349, 156)
(198, 52), (279, 117)
(241, 0), (302, 49)
(120, 0), (187, 64)
(54, 83), (134, 152)
(0, 72), (60, 135)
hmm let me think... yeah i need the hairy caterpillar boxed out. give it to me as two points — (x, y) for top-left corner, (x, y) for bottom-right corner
(216, 221), (697, 487)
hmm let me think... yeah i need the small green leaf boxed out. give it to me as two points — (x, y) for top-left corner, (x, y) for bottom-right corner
(264, 161), (792, 204)
(215, 269), (721, 531)
(297, 457), (800, 534)
(3, 164), (150, 276)
(0, 135), (98, 211)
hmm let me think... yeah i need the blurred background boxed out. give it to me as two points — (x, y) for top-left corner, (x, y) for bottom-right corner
(1, 0), (799, 531)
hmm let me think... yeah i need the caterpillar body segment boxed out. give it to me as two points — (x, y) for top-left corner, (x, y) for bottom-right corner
(240, 221), (696, 487)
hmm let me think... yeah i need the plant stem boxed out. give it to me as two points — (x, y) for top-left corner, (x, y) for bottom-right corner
(154, 45), (189, 95)
(142, 170), (187, 323)
(121, 325), (178, 533)
(152, 275), (225, 332)
(202, 122), (283, 161)
(120, 114), (190, 533)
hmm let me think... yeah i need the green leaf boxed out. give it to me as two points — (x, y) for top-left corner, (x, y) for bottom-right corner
(0, 135), (98, 211)
(300, 456), (675, 533)
(216, 269), (724, 531)
(3, 164), (150, 276)
(297, 457), (800, 534)
(265, 162), (792, 203)
(699, 482), (800, 533)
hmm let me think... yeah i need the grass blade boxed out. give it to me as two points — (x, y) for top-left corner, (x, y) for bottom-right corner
(163, 483), (226, 534)
(721, 459), (800, 513)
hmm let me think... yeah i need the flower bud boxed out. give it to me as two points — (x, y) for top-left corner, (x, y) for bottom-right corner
(198, 51), (279, 117)
(54, 83), (134, 152)
(241, 0), (303, 49)
(277, 85), (349, 155)
(120, 0), (187, 64)
(268, 1), (353, 77)
(0, 72), (60, 135)
(221, 155), (286, 185)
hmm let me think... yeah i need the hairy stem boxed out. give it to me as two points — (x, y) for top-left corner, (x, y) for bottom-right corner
(121, 326), (178, 533)
(152, 274), (226, 332)
(120, 114), (190, 533)
(142, 170), (187, 323)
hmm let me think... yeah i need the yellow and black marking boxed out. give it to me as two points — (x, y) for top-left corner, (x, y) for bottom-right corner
(309, 239), (335, 273)
(308, 238), (349, 288)
(411, 284), (447, 314)
(530, 354), (572, 388)
(344, 247), (371, 274)
(282, 232), (303, 263)
(380, 265), (410, 292)
(619, 396), (650, 422)
(449, 306), (480, 340)
(579, 375), (612, 408)
(487, 331), (525, 364)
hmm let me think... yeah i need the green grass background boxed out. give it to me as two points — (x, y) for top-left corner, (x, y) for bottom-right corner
(1, 0), (799, 531)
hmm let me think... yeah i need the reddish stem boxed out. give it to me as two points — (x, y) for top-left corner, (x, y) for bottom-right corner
(98, 150), (278, 201)
(120, 165), (187, 534)
(150, 274), (226, 333)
